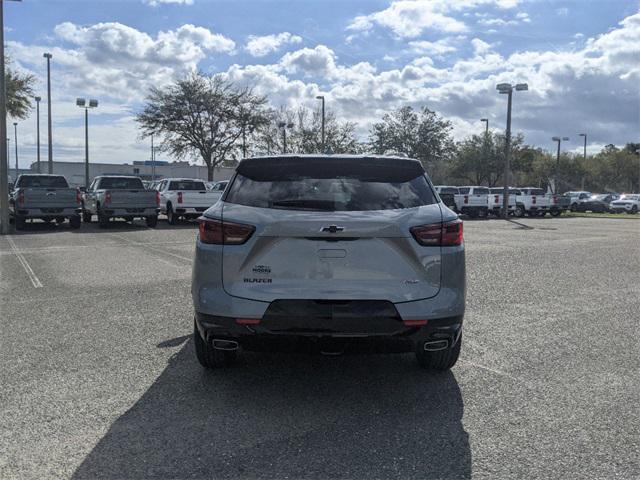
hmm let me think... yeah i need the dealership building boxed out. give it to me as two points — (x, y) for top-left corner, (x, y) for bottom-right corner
(10, 160), (235, 187)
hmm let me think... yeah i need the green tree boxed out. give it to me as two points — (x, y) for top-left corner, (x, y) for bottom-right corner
(136, 73), (269, 180)
(6, 61), (36, 119)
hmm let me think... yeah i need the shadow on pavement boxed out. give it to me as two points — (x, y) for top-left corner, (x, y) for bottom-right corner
(73, 340), (471, 479)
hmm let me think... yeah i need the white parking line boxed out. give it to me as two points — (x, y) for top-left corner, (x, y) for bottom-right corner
(6, 236), (44, 288)
(108, 233), (193, 263)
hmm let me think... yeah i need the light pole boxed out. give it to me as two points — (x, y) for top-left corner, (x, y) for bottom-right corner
(44, 52), (53, 174)
(316, 95), (325, 153)
(76, 98), (98, 188)
(551, 136), (569, 194)
(497, 83), (528, 219)
(277, 121), (294, 154)
(480, 118), (489, 135)
(35, 96), (41, 173)
(578, 133), (587, 161)
(13, 122), (17, 174)
(1, 0), (23, 234)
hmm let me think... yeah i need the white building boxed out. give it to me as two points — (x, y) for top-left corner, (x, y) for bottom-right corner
(25, 160), (235, 187)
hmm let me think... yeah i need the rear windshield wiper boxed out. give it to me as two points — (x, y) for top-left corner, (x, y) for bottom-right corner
(270, 199), (336, 211)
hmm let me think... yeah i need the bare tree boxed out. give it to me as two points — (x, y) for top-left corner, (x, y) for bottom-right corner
(136, 73), (268, 180)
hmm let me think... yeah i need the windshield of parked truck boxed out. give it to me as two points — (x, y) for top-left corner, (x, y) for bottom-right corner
(17, 176), (69, 188)
(99, 177), (144, 190)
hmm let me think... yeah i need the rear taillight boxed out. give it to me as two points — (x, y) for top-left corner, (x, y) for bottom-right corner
(17, 190), (25, 207)
(494, 195), (499, 204)
(552, 196), (557, 204)
(76, 189), (82, 205)
(464, 195), (469, 204)
(532, 196), (537, 205)
(198, 217), (255, 245)
(410, 219), (463, 247)
(105, 191), (112, 205)
(177, 192), (183, 204)
(156, 191), (160, 206)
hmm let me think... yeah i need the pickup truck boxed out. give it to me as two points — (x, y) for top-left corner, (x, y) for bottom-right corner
(434, 185), (459, 212)
(515, 187), (550, 217)
(456, 186), (489, 218)
(488, 187), (517, 216)
(9, 174), (82, 229)
(157, 178), (221, 224)
(549, 194), (572, 216)
(82, 175), (159, 228)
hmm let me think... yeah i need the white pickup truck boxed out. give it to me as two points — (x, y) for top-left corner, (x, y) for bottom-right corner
(515, 187), (550, 217)
(456, 186), (489, 218)
(157, 178), (222, 224)
(488, 187), (517, 216)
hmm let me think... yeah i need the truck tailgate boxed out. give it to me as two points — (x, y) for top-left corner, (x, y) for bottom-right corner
(22, 188), (78, 209)
(109, 190), (157, 208)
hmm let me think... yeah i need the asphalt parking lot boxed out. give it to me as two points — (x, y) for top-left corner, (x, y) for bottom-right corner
(1, 217), (639, 479)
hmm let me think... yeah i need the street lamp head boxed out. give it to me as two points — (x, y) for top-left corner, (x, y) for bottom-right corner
(277, 121), (286, 128)
(496, 83), (512, 94)
(480, 118), (488, 122)
(578, 133), (586, 137)
(552, 136), (561, 141)
(13, 122), (17, 126)
(43, 52), (52, 59)
(316, 95), (324, 100)
(515, 83), (529, 91)
(89, 99), (99, 108)
(286, 123), (294, 129)
(562, 137), (570, 141)
(76, 98), (86, 107)
(35, 96), (41, 102)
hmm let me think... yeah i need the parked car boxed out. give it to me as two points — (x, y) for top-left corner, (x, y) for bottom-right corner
(576, 193), (620, 213)
(192, 155), (465, 371)
(208, 180), (229, 193)
(9, 174), (82, 229)
(515, 187), (550, 217)
(82, 175), (160, 228)
(549, 194), (572, 217)
(565, 191), (592, 211)
(157, 178), (222, 224)
(488, 187), (517, 216)
(434, 186), (459, 212)
(456, 186), (489, 218)
(609, 194), (639, 214)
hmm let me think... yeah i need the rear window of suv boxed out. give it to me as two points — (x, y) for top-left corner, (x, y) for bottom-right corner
(225, 157), (436, 211)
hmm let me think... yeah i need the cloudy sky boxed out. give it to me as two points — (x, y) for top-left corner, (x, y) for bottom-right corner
(5, 0), (640, 168)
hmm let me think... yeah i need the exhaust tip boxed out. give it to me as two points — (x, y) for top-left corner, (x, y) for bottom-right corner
(212, 339), (239, 351)
(423, 339), (449, 352)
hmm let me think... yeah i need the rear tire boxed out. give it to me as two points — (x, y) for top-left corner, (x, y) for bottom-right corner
(98, 211), (109, 228)
(146, 215), (158, 228)
(14, 216), (26, 230)
(550, 210), (561, 217)
(515, 205), (525, 218)
(82, 210), (92, 223)
(194, 321), (236, 369)
(628, 206), (638, 214)
(416, 333), (462, 371)
(69, 215), (81, 229)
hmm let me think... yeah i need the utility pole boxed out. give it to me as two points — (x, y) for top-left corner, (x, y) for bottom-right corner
(44, 52), (53, 174)
(316, 95), (325, 153)
(551, 136), (569, 194)
(578, 133), (587, 161)
(13, 122), (17, 174)
(497, 83), (528, 219)
(278, 121), (294, 154)
(76, 98), (98, 188)
(35, 96), (41, 173)
(480, 118), (489, 135)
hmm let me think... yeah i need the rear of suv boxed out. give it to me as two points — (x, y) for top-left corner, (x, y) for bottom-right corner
(191, 155), (466, 370)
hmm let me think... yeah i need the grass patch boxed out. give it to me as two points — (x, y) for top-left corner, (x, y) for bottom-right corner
(563, 211), (639, 219)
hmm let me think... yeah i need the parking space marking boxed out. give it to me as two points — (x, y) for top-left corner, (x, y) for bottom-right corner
(108, 233), (193, 263)
(6, 236), (44, 288)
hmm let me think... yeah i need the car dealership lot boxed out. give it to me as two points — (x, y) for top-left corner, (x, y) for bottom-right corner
(1, 217), (638, 479)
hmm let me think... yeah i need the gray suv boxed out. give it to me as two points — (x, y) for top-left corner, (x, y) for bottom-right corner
(191, 155), (466, 370)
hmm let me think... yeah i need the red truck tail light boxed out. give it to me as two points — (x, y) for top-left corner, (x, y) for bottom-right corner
(76, 189), (82, 205)
(532, 196), (537, 205)
(403, 319), (428, 327)
(105, 191), (112, 205)
(494, 195), (499, 204)
(464, 195), (469, 204)
(17, 190), (25, 207)
(155, 191), (160, 206)
(177, 192), (183, 204)
(410, 219), (463, 247)
(198, 217), (255, 245)
(552, 196), (558, 204)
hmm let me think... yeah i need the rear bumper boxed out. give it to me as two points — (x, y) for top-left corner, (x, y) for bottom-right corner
(12, 207), (81, 218)
(195, 310), (463, 354)
(100, 207), (159, 217)
(174, 207), (208, 215)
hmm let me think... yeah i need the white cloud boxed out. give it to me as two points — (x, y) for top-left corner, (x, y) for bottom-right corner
(556, 7), (569, 16)
(143, 0), (193, 6)
(470, 38), (492, 55)
(245, 32), (302, 57)
(346, 0), (520, 38)
(408, 38), (457, 56)
(279, 45), (338, 77)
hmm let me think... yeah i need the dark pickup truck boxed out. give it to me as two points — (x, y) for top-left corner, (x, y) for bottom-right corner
(10, 174), (82, 229)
